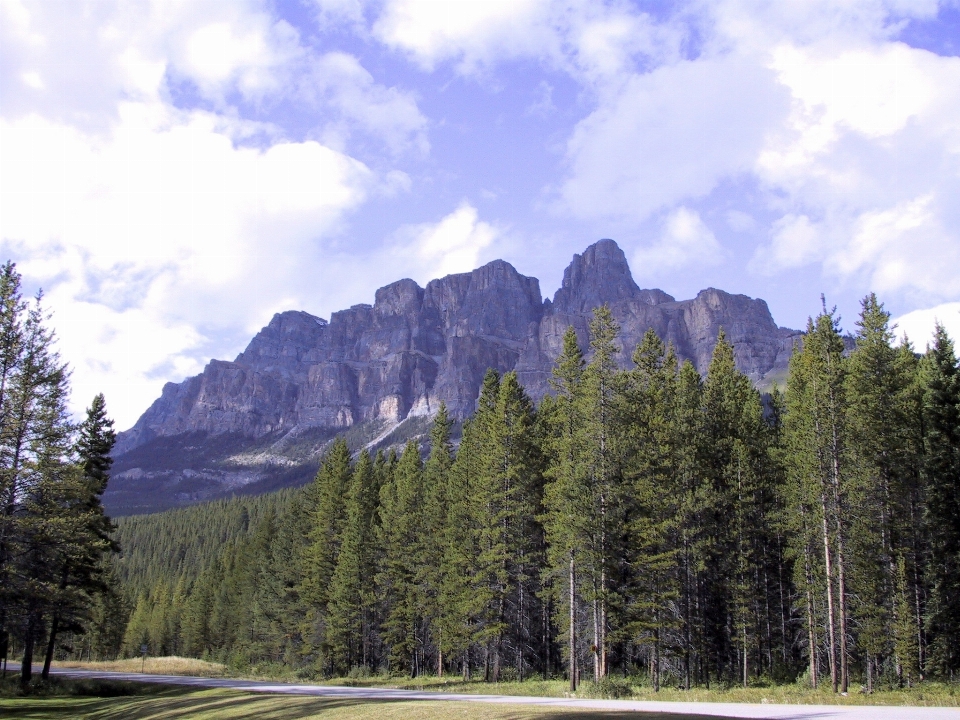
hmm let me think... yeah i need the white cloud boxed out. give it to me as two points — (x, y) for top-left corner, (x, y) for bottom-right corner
(388, 202), (500, 283)
(750, 38), (960, 301)
(0, 103), (377, 429)
(559, 54), (789, 221)
(0, 0), (429, 430)
(892, 302), (960, 350)
(0, 1), (426, 153)
(301, 52), (428, 156)
(372, 0), (679, 81)
(632, 207), (722, 278)
(373, 0), (548, 72)
(751, 214), (824, 273)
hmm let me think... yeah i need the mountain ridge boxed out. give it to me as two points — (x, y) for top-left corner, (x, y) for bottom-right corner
(106, 239), (800, 515)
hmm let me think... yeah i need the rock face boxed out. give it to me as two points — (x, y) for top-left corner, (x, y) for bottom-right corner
(107, 239), (800, 515)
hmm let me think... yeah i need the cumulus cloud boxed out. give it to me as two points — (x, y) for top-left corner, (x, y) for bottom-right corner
(892, 302), (960, 350)
(632, 207), (722, 278)
(0, 103), (377, 428)
(559, 54), (789, 221)
(0, 1), (427, 153)
(388, 202), (500, 283)
(0, 1), (424, 428)
(750, 38), (960, 301)
(300, 52), (428, 156)
(372, 0), (681, 81)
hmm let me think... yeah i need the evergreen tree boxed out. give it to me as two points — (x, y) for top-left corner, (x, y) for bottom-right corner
(922, 324), (960, 673)
(541, 326), (588, 691)
(784, 307), (851, 692)
(377, 441), (424, 675)
(846, 295), (926, 686)
(327, 450), (378, 672)
(580, 305), (624, 680)
(41, 393), (119, 678)
(301, 438), (353, 668)
(420, 404), (454, 675)
(620, 330), (681, 690)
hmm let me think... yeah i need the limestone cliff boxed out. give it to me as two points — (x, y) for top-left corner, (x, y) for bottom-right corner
(106, 239), (799, 515)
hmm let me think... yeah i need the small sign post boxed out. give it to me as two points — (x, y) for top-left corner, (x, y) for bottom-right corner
(140, 644), (148, 674)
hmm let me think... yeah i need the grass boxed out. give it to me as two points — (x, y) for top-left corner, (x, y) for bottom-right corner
(319, 673), (960, 707)
(54, 656), (228, 677)
(32, 657), (960, 708)
(0, 679), (712, 720)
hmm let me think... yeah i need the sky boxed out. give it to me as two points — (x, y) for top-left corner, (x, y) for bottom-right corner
(2, 0), (960, 430)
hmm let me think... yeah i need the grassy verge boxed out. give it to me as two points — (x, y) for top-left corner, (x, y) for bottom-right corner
(44, 658), (960, 707)
(0, 678), (702, 720)
(54, 656), (228, 677)
(320, 674), (960, 707)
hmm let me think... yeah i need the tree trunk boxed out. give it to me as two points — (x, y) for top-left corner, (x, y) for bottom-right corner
(818, 481), (838, 692)
(592, 595), (599, 682)
(42, 614), (59, 680)
(21, 611), (40, 684)
(569, 553), (576, 692)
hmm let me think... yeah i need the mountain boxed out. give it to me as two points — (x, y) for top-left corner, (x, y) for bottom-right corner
(105, 239), (800, 516)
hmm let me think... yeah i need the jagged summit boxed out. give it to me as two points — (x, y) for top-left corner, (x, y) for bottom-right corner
(553, 239), (636, 311)
(107, 239), (800, 515)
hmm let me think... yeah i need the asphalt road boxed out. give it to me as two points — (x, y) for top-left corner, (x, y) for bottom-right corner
(9, 664), (960, 720)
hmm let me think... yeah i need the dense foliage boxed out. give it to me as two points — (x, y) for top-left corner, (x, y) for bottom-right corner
(100, 296), (960, 691)
(0, 263), (116, 682)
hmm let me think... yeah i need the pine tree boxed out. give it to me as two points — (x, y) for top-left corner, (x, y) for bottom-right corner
(327, 450), (378, 672)
(41, 393), (119, 678)
(420, 404), (454, 675)
(580, 305), (623, 680)
(620, 330), (681, 690)
(301, 437), (353, 668)
(469, 370), (543, 681)
(846, 294), (925, 685)
(922, 324), (960, 673)
(377, 441), (424, 675)
(784, 308), (851, 692)
(541, 326), (588, 691)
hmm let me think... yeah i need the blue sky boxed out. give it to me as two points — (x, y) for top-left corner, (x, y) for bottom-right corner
(2, 0), (960, 429)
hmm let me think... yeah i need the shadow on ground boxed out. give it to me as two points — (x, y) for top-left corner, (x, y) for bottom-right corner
(0, 686), (752, 720)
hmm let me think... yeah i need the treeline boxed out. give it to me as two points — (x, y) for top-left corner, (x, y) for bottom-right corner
(112, 297), (960, 692)
(0, 263), (117, 683)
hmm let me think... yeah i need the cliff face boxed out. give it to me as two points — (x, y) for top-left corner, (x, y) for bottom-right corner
(107, 239), (800, 515)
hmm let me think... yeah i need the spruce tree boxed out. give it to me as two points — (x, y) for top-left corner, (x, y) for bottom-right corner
(301, 437), (352, 668)
(327, 450), (378, 672)
(922, 324), (960, 672)
(377, 441), (424, 675)
(541, 326), (588, 691)
(420, 404), (454, 675)
(784, 308), (851, 692)
(620, 329), (681, 690)
(846, 294), (926, 685)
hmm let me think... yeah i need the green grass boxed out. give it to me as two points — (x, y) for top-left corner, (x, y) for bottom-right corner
(0, 678), (709, 720)
(315, 673), (960, 706)
(24, 660), (960, 710)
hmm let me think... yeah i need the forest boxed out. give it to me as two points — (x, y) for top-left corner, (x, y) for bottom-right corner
(71, 293), (959, 695)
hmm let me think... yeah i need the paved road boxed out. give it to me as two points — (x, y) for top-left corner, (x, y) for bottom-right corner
(10, 664), (960, 720)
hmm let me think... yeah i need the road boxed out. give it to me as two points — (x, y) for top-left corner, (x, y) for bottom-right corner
(10, 664), (960, 720)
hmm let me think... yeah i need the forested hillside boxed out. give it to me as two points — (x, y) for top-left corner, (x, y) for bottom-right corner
(86, 295), (960, 694)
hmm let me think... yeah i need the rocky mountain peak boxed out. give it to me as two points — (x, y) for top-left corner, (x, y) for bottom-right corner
(552, 239), (643, 313)
(106, 240), (802, 516)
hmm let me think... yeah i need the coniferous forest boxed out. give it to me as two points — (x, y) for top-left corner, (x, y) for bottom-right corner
(9, 286), (960, 695)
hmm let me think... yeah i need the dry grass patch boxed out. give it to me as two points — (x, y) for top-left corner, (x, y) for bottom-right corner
(54, 656), (228, 677)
